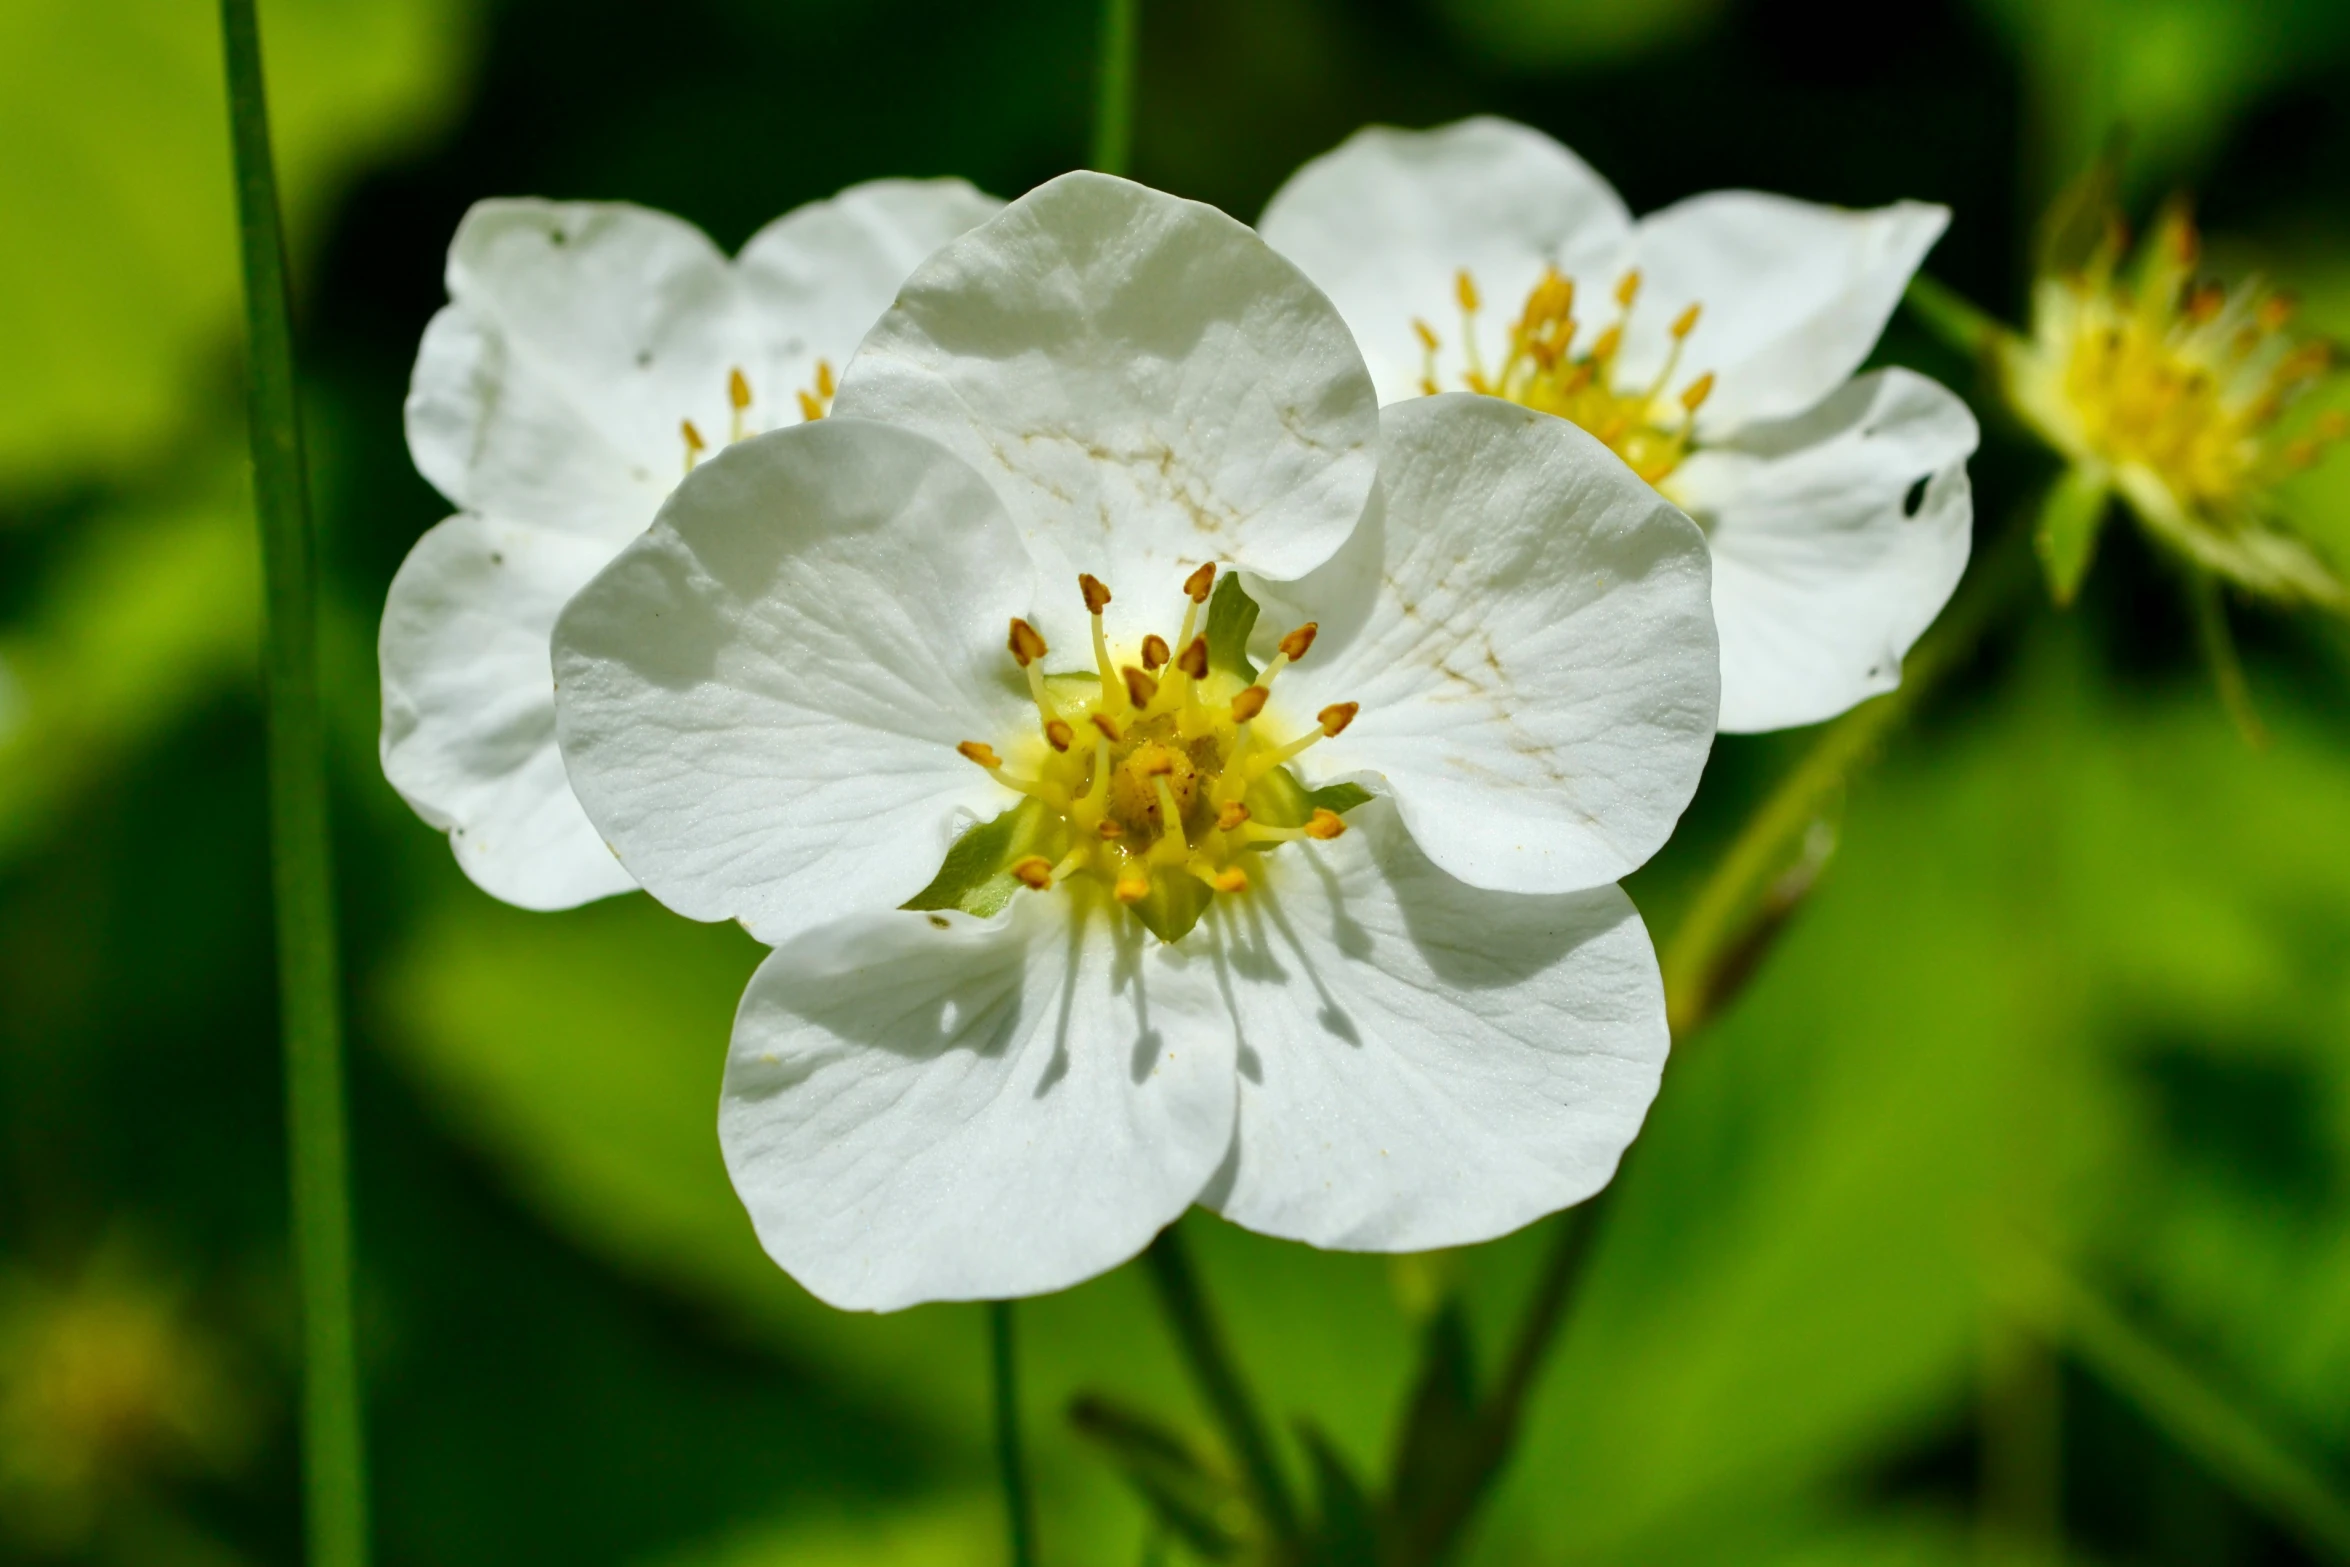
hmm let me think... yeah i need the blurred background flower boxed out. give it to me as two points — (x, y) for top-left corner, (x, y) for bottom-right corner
(3, 0), (2348, 1563)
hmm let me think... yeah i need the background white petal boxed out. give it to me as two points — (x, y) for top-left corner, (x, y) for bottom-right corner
(1617, 191), (1949, 435)
(831, 170), (1379, 609)
(1263, 395), (1717, 895)
(721, 894), (1236, 1311)
(406, 200), (736, 535)
(1672, 368), (1979, 733)
(1259, 116), (1634, 406)
(551, 419), (1036, 946)
(380, 512), (638, 909)
(1203, 799), (1667, 1251)
(735, 176), (1005, 414)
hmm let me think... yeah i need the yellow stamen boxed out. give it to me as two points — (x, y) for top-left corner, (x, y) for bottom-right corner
(1011, 856), (1053, 891)
(1231, 686), (1269, 724)
(728, 367), (751, 441)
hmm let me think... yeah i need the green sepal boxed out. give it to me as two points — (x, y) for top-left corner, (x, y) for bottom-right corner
(901, 798), (1051, 919)
(2036, 145), (2124, 280)
(1249, 764), (1375, 830)
(1296, 1421), (1381, 1567)
(1068, 1394), (1247, 1560)
(1204, 571), (1260, 682)
(1133, 865), (1214, 945)
(2035, 464), (2113, 608)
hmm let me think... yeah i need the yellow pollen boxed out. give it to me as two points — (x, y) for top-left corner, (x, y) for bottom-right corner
(681, 419), (707, 471)
(796, 390), (825, 423)
(1231, 686), (1269, 723)
(815, 358), (836, 399)
(1614, 269), (1642, 310)
(1211, 866), (1249, 893)
(1305, 808), (1346, 840)
(1413, 318), (1439, 352)
(1216, 800), (1250, 831)
(1680, 372), (1716, 413)
(1671, 302), (1702, 339)
(957, 741), (1001, 769)
(1455, 269), (1480, 312)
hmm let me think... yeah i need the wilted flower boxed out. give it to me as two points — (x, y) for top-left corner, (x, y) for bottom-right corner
(1999, 186), (2347, 608)
(379, 179), (1001, 909)
(550, 173), (1720, 1309)
(1259, 116), (1980, 733)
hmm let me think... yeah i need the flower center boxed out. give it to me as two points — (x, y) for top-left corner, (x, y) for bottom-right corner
(955, 565), (1359, 942)
(1414, 266), (1716, 486)
(2027, 206), (2344, 515)
(678, 360), (836, 473)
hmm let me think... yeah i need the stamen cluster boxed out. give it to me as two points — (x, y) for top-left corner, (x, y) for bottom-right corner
(1415, 266), (1715, 485)
(678, 360), (838, 473)
(2019, 202), (2345, 520)
(958, 565), (1358, 939)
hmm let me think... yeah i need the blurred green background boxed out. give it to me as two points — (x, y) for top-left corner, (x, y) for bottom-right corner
(4, 0), (2349, 1562)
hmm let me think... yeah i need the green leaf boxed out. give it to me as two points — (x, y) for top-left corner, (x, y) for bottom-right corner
(2034, 465), (2113, 607)
(1296, 1421), (1381, 1567)
(1068, 1395), (1246, 1560)
(1204, 573), (1260, 683)
(902, 799), (1050, 919)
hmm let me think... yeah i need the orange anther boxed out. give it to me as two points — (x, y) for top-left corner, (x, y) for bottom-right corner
(1080, 573), (1113, 614)
(1278, 623), (1318, 662)
(1114, 875), (1151, 903)
(1011, 856), (1053, 890)
(1141, 634), (1170, 670)
(1097, 818), (1125, 840)
(1671, 302), (1702, 339)
(1413, 318), (1440, 352)
(957, 741), (1002, 769)
(1044, 719), (1074, 752)
(1589, 324), (1623, 362)
(1680, 371), (1717, 414)
(1123, 666), (1160, 707)
(1176, 637), (1209, 680)
(2260, 295), (2298, 332)
(1216, 801), (1251, 832)
(1211, 866), (1250, 893)
(814, 358), (836, 398)
(796, 390), (825, 422)
(1007, 618), (1048, 666)
(1231, 686), (1269, 723)
(1318, 702), (1359, 737)
(1614, 269), (1642, 310)
(1183, 562), (1217, 602)
(1304, 808), (1347, 841)
(728, 367), (751, 409)
(1090, 713), (1124, 742)
(681, 419), (707, 453)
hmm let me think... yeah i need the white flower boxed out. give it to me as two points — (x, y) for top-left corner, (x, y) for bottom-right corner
(378, 179), (1002, 909)
(1259, 116), (1981, 733)
(550, 172), (1719, 1310)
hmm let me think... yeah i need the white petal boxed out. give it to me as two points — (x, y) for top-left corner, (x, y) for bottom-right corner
(721, 893), (1236, 1310)
(831, 171), (1379, 598)
(1620, 192), (1948, 434)
(1263, 394), (1718, 894)
(381, 512), (639, 909)
(1203, 799), (1666, 1251)
(406, 200), (738, 534)
(1259, 117), (1633, 405)
(550, 419), (1037, 946)
(1672, 368), (1978, 733)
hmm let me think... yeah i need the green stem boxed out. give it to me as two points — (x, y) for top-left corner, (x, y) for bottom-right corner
(1389, 1202), (1609, 1566)
(218, 5), (367, 1566)
(990, 1302), (1040, 1567)
(2188, 571), (2270, 749)
(2022, 1259), (2350, 1562)
(1090, 0), (1139, 177)
(1140, 1227), (1302, 1552)
(1662, 509), (2038, 1036)
(1904, 273), (2011, 363)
